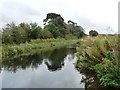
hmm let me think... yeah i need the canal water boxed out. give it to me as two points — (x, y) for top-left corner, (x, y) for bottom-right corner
(1, 46), (102, 89)
(0, 46), (107, 90)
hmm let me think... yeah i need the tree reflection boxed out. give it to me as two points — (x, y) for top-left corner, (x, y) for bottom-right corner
(2, 46), (76, 73)
(44, 47), (66, 71)
(44, 47), (76, 71)
(2, 53), (44, 73)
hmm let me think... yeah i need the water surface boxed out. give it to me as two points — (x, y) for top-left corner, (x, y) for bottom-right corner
(2, 46), (85, 88)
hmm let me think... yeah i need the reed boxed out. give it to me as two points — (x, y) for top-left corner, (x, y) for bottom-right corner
(76, 35), (120, 87)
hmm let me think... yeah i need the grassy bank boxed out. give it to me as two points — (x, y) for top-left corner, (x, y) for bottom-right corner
(2, 38), (79, 59)
(76, 35), (120, 87)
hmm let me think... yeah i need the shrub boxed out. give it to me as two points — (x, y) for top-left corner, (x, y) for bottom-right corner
(94, 59), (120, 87)
(89, 30), (98, 36)
(76, 36), (120, 87)
(7, 48), (17, 57)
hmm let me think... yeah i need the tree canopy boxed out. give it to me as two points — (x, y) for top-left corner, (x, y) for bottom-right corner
(89, 30), (98, 36)
(2, 13), (86, 44)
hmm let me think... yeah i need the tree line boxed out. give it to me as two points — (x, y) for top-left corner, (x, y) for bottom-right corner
(1, 13), (98, 44)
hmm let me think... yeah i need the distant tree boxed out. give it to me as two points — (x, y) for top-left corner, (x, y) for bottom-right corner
(19, 23), (31, 42)
(89, 30), (98, 36)
(2, 13), (87, 44)
(39, 29), (53, 39)
(2, 27), (13, 44)
(30, 23), (42, 39)
(43, 13), (64, 25)
(12, 26), (28, 44)
(43, 13), (66, 38)
(68, 20), (77, 26)
(67, 20), (85, 38)
(2, 22), (28, 44)
(44, 24), (63, 38)
(72, 26), (85, 38)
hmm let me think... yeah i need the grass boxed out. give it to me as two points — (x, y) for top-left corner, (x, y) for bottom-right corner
(75, 35), (120, 87)
(2, 38), (79, 59)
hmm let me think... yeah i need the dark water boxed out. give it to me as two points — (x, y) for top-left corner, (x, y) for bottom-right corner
(1, 46), (103, 89)
(1, 46), (84, 88)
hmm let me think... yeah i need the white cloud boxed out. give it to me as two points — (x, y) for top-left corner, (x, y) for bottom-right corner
(0, 0), (119, 34)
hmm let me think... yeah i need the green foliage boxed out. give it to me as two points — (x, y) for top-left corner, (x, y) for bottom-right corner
(105, 51), (114, 60)
(76, 36), (120, 87)
(19, 23), (31, 41)
(7, 48), (17, 57)
(30, 22), (42, 39)
(43, 13), (66, 38)
(43, 13), (64, 25)
(12, 26), (28, 44)
(65, 34), (77, 39)
(44, 23), (63, 38)
(2, 23), (28, 44)
(2, 22), (43, 44)
(2, 39), (79, 58)
(89, 30), (98, 36)
(72, 26), (85, 38)
(2, 13), (86, 45)
(43, 13), (85, 39)
(94, 59), (120, 87)
(2, 27), (13, 44)
(66, 22), (85, 38)
(39, 29), (53, 39)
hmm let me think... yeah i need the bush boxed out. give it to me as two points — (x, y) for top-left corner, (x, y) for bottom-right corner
(76, 36), (120, 87)
(89, 30), (98, 36)
(7, 48), (17, 57)
(2, 23), (30, 44)
(94, 59), (120, 87)
(39, 29), (53, 39)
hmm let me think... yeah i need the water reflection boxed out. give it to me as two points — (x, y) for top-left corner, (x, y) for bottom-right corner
(44, 48), (66, 71)
(1, 46), (115, 89)
(2, 54), (43, 73)
(78, 69), (111, 90)
(2, 46), (76, 73)
(44, 47), (76, 71)
(80, 71), (100, 89)
(2, 46), (85, 88)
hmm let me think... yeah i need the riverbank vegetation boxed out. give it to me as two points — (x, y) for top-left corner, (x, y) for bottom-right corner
(2, 38), (79, 59)
(76, 35), (120, 88)
(1, 13), (85, 45)
(1, 12), (119, 88)
(1, 13), (85, 59)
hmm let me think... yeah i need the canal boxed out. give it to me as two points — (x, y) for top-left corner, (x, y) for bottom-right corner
(1, 46), (103, 89)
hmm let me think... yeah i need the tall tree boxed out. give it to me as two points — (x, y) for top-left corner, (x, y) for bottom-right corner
(2, 22), (28, 44)
(67, 20), (85, 38)
(43, 13), (66, 38)
(30, 23), (42, 39)
(19, 23), (31, 42)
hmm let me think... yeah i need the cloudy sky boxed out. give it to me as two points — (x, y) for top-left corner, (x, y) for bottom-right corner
(0, 0), (119, 34)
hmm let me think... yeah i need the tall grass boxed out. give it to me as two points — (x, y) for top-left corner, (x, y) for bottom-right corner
(76, 35), (120, 87)
(2, 38), (79, 59)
